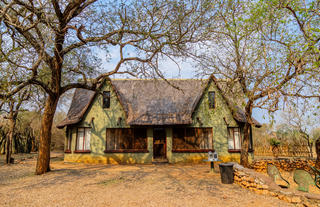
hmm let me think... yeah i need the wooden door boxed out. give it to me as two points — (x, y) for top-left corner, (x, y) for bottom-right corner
(153, 128), (166, 159)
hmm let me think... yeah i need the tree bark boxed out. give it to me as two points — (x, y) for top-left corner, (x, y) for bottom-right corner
(240, 122), (250, 167)
(315, 138), (320, 168)
(35, 95), (58, 175)
(240, 102), (253, 168)
(308, 140), (313, 158)
(5, 114), (15, 164)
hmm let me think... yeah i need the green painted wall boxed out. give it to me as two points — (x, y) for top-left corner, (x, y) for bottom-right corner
(64, 80), (252, 164)
(168, 80), (253, 163)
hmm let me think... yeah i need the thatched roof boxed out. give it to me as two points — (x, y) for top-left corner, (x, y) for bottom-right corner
(56, 88), (95, 128)
(57, 79), (261, 128)
(232, 106), (261, 127)
(112, 79), (206, 125)
(211, 77), (261, 127)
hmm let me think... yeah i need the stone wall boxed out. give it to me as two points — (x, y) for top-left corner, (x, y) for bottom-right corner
(233, 164), (320, 206)
(250, 158), (316, 172)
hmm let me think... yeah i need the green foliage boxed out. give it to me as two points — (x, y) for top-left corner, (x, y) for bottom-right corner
(313, 128), (320, 140)
(269, 138), (281, 147)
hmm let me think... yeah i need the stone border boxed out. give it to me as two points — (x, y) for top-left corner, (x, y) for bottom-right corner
(250, 158), (315, 172)
(233, 163), (320, 206)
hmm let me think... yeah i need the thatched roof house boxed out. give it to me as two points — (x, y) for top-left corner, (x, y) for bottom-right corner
(59, 78), (260, 164)
(58, 79), (260, 128)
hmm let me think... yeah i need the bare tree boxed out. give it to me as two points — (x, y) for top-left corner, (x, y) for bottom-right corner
(192, 0), (320, 167)
(280, 99), (319, 158)
(0, 0), (216, 174)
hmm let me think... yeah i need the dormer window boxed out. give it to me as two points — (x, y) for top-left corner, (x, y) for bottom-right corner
(208, 91), (215, 109)
(102, 91), (110, 108)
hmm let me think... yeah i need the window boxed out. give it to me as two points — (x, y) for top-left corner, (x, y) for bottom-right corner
(208, 91), (215, 109)
(105, 128), (148, 152)
(228, 127), (241, 151)
(66, 128), (72, 152)
(76, 128), (91, 152)
(102, 91), (110, 108)
(172, 128), (213, 152)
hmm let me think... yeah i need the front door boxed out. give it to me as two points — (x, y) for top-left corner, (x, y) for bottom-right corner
(153, 128), (166, 159)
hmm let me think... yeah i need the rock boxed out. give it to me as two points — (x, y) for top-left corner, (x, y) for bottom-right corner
(236, 171), (246, 177)
(302, 201), (313, 207)
(290, 196), (301, 204)
(279, 191), (292, 196)
(233, 163), (245, 170)
(242, 181), (249, 187)
(260, 190), (269, 195)
(277, 194), (285, 200)
(255, 178), (264, 185)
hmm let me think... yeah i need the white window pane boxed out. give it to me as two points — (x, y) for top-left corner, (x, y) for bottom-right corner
(77, 128), (84, 150)
(228, 128), (234, 149)
(209, 129), (213, 149)
(228, 136), (234, 149)
(85, 128), (91, 150)
(234, 129), (241, 150)
(68, 128), (72, 149)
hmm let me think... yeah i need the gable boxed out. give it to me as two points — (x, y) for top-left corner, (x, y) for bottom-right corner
(57, 88), (95, 128)
(191, 79), (239, 127)
(77, 80), (128, 128)
(57, 80), (127, 129)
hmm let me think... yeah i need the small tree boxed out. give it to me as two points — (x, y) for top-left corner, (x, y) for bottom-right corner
(0, 88), (31, 164)
(269, 138), (281, 158)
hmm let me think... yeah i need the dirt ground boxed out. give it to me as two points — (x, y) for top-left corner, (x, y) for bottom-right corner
(0, 153), (293, 207)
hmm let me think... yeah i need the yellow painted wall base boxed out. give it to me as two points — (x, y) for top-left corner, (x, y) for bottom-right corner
(64, 153), (152, 164)
(64, 152), (253, 164)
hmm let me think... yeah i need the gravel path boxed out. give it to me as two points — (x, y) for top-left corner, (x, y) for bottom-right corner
(0, 155), (292, 207)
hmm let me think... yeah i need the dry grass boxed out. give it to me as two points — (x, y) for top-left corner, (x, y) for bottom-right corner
(0, 153), (292, 207)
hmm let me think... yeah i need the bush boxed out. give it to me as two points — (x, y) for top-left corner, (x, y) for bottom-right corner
(269, 138), (281, 147)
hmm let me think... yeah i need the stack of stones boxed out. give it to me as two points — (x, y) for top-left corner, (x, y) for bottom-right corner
(250, 158), (315, 172)
(233, 163), (320, 206)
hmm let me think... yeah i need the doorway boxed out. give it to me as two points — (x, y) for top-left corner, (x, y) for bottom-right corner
(153, 128), (166, 159)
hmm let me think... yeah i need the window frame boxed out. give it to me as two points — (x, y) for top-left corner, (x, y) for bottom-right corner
(104, 128), (149, 153)
(65, 127), (72, 153)
(75, 127), (91, 153)
(228, 127), (241, 152)
(227, 126), (254, 153)
(208, 91), (215, 109)
(102, 91), (111, 108)
(172, 127), (214, 153)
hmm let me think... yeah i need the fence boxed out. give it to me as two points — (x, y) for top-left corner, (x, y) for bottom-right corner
(254, 145), (311, 157)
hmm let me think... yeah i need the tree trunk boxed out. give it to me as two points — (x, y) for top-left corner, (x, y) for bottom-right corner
(6, 115), (15, 164)
(315, 138), (320, 169)
(240, 122), (250, 167)
(35, 95), (59, 175)
(240, 102), (253, 168)
(308, 141), (313, 158)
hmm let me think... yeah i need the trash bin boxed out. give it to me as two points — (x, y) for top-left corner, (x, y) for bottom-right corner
(219, 162), (234, 184)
